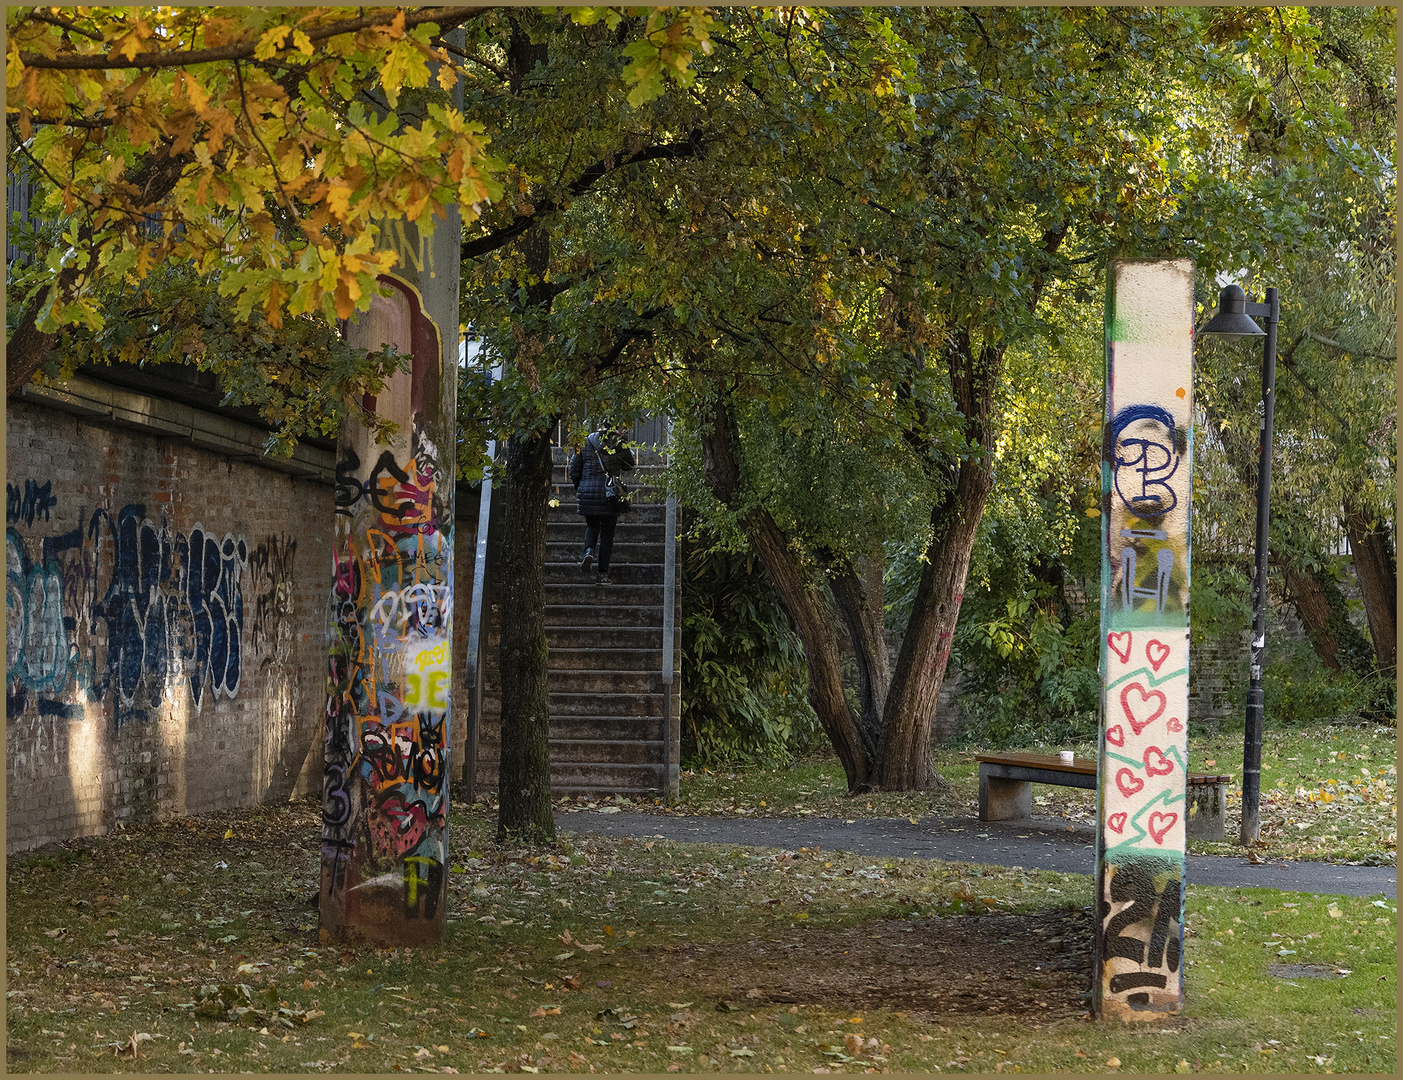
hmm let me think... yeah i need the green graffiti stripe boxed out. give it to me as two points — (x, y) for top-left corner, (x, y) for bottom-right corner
(1105, 664), (1189, 693)
(1101, 788), (1187, 860)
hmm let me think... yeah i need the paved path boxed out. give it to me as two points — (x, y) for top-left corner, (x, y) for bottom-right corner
(558, 810), (1396, 899)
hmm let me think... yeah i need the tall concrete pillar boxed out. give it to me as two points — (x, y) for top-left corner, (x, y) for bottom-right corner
(319, 211), (461, 944)
(1094, 259), (1194, 1019)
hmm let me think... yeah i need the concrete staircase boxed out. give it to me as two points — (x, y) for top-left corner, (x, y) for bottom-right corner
(471, 449), (680, 799)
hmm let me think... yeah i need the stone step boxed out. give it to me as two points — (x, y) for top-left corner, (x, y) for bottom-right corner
(543, 604), (664, 628)
(544, 561), (665, 586)
(469, 760), (667, 795)
(474, 714), (665, 744)
(545, 625), (674, 650)
(546, 647), (662, 672)
(472, 736), (663, 767)
(543, 582), (666, 607)
(484, 669), (658, 695)
(480, 690), (663, 718)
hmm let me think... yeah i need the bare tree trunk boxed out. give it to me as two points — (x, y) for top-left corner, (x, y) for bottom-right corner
(826, 554), (888, 759)
(1343, 500), (1397, 677)
(875, 334), (1000, 790)
(494, 424), (557, 843)
(1280, 560), (1376, 677)
(494, 21), (556, 843)
(697, 383), (871, 790)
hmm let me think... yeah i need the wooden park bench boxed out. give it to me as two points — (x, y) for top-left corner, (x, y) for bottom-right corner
(975, 751), (1232, 842)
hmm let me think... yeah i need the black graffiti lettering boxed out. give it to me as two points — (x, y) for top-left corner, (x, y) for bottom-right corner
(6, 497), (273, 729)
(334, 449), (366, 515)
(1102, 863), (1154, 964)
(321, 838), (355, 896)
(367, 451), (414, 519)
(1147, 876), (1181, 974)
(7, 479), (57, 527)
(1108, 972), (1168, 993)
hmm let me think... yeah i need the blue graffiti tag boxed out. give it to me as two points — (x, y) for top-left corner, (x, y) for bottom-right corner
(1111, 405), (1180, 519)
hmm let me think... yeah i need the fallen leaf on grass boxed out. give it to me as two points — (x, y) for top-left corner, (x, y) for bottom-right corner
(666, 1046), (693, 1054)
(465, 1028), (492, 1038)
(1106, 1056), (1121, 1068)
(730, 1047), (756, 1057)
(529, 1006), (561, 1018)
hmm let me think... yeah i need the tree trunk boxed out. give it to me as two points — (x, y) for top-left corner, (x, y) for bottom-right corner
(1280, 559), (1376, 677)
(697, 383), (871, 790)
(494, 425), (557, 842)
(826, 553), (888, 758)
(1343, 500), (1397, 677)
(875, 334), (1000, 790)
(494, 22), (557, 843)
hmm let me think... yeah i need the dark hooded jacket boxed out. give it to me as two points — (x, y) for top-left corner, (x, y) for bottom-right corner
(568, 430), (635, 517)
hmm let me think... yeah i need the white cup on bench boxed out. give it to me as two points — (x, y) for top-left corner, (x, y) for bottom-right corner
(1060, 750), (1075, 764)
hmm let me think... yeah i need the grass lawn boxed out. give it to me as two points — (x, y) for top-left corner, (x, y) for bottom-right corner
(5, 790), (1396, 1074)
(658, 724), (1397, 865)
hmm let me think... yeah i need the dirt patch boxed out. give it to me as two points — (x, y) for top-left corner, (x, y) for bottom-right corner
(632, 908), (1096, 1024)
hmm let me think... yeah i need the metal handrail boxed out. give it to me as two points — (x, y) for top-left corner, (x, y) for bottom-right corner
(660, 416), (677, 801)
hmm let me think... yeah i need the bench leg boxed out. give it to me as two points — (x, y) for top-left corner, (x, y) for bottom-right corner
(1185, 782), (1227, 843)
(979, 773), (1032, 822)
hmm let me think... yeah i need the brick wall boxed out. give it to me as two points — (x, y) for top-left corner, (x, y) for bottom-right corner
(6, 399), (333, 853)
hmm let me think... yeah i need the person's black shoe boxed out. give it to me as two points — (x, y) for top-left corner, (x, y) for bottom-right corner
(595, 573), (612, 585)
(580, 549), (593, 574)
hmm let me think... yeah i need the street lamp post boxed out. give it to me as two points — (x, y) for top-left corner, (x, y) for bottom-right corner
(1201, 283), (1280, 845)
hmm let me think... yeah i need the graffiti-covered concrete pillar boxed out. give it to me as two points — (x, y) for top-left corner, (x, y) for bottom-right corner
(1094, 259), (1193, 1019)
(319, 210), (461, 944)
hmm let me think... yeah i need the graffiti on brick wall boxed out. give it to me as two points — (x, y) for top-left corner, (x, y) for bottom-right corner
(248, 535), (298, 659)
(1097, 259), (1192, 1020)
(4, 486), (296, 727)
(322, 426), (452, 917)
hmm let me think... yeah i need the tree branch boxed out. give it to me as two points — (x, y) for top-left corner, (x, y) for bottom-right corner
(15, 7), (490, 71)
(462, 134), (705, 259)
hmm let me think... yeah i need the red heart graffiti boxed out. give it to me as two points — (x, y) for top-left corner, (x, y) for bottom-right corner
(1115, 768), (1144, 798)
(1107, 631), (1132, 665)
(1105, 724), (1125, 747)
(1107, 812), (1127, 834)
(1143, 746), (1174, 776)
(1120, 683), (1167, 735)
(1166, 716), (1183, 733)
(1145, 639), (1171, 672)
(1148, 811), (1178, 845)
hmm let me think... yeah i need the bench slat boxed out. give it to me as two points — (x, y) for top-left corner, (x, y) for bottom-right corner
(976, 752), (1229, 786)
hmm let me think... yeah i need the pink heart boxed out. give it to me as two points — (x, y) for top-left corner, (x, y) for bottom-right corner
(1120, 683), (1167, 735)
(1166, 716), (1183, 733)
(1145, 639), (1171, 672)
(1105, 724), (1125, 747)
(1115, 768), (1144, 799)
(1143, 746), (1174, 777)
(1148, 811), (1178, 845)
(1107, 631), (1132, 665)
(1107, 812), (1127, 834)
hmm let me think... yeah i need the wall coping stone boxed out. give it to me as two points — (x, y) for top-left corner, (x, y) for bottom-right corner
(21, 375), (336, 484)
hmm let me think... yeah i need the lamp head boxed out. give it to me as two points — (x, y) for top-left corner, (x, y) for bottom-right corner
(1201, 283), (1266, 339)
